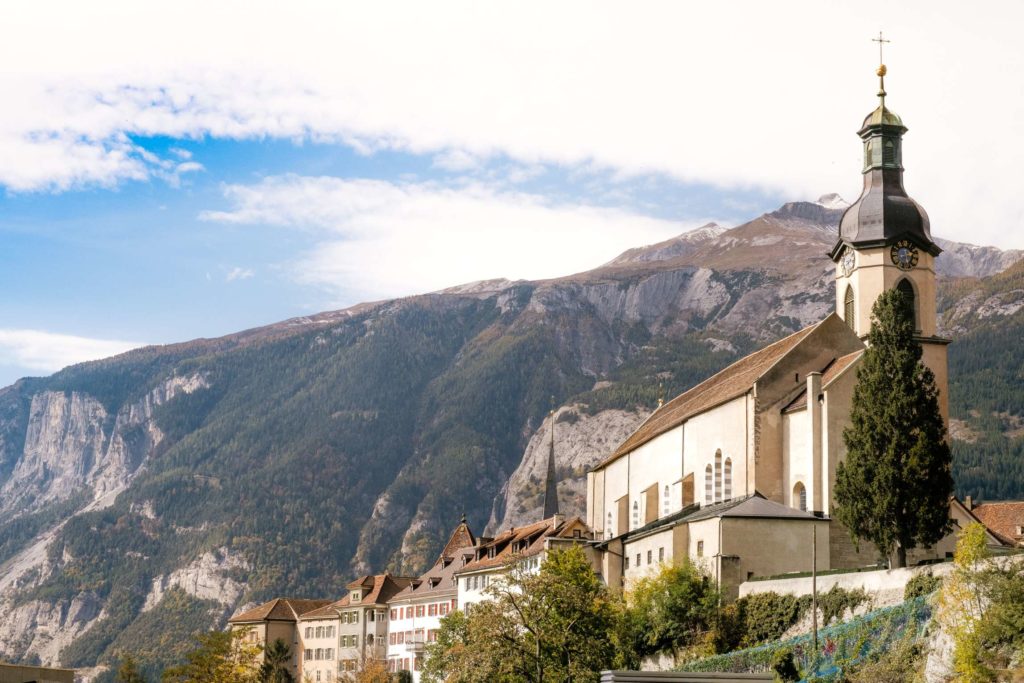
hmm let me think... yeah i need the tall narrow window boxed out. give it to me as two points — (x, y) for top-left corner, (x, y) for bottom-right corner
(793, 482), (807, 512)
(844, 285), (855, 329)
(704, 465), (713, 505)
(724, 457), (732, 501)
(632, 501), (639, 529)
(663, 485), (670, 515)
(896, 279), (916, 330)
(714, 449), (723, 503)
(606, 512), (613, 539)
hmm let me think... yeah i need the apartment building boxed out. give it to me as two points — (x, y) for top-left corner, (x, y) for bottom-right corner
(386, 518), (475, 679)
(455, 514), (597, 610)
(227, 597), (331, 678)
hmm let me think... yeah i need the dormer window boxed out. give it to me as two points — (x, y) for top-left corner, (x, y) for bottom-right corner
(351, 591), (361, 603)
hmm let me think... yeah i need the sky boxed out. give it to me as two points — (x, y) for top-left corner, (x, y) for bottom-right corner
(1, 1), (1022, 387)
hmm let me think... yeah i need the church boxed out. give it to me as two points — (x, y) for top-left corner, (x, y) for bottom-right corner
(584, 63), (987, 596)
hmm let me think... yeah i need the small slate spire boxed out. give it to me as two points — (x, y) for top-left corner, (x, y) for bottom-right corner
(542, 408), (559, 519)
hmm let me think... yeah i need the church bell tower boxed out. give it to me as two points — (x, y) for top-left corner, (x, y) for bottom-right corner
(829, 53), (950, 423)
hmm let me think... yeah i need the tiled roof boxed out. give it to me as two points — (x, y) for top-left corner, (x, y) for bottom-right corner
(298, 596), (351, 620)
(596, 321), (825, 469)
(782, 350), (864, 413)
(364, 574), (415, 605)
(972, 501), (1024, 546)
(455, 516), (590, 574)
(618, 493), (819, 544)
(391, 521), (477, 602)
(439, 520), (476, 561)
(685, 492), (818, 522)
(229, 598), (332, 623)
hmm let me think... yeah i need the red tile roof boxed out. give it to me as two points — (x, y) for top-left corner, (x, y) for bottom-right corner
(596, 321), (826, 469)
(298, 595), (351, 620)
(456, 516), (590, 573)
(229, 598), (331, 623)
(972, 501), (1024, 547)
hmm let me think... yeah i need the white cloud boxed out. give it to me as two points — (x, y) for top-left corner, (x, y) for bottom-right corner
(201, 175), (708, 299)
(432, 150), (483, 172)
(225, 266), (255, 282)
(0, 329), (145, 374)
(0, 2), (1022, 246)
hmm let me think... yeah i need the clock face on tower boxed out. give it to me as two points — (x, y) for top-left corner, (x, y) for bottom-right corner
(890, 240), (920, 270)
(841, 250), (855, 277)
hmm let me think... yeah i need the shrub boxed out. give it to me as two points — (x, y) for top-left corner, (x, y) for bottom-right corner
(735, 592), (804, 647)
(840, 632), (922, 683)
(770, 647), (800, 682)
(817, 585), (869, 626)
(904, 571), (942, 600)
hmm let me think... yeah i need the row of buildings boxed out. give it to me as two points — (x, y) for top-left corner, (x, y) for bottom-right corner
(229, 514), (595, 681)
(229, 65), (1024, 682)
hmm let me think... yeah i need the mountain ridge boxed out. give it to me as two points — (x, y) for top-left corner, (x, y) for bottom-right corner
(0, 198), (1022, 680)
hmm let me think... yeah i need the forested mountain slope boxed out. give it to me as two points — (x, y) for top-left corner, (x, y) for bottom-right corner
(0, 197), (1019, 679)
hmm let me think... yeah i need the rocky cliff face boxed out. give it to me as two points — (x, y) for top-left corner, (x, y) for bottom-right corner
(0, 373), (208, 521)
(0, 198), (1019, 678)
(486, 404), (647, 534)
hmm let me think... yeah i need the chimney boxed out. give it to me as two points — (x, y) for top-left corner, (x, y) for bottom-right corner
(965, 495), (973, 510)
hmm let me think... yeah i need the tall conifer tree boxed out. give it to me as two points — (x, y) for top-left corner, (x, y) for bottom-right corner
(834, 287), (953, 567)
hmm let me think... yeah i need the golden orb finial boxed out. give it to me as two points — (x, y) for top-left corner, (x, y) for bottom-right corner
(876, 64), (887, 78)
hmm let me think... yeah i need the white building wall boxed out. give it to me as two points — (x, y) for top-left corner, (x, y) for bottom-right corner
(626, 425), (684, 530)
(386, 595), (457, 681)
(782, 409), (811, 511)
(622, 528), (675, 584)
(298, 618), (340, 682)
(604, 455), (628, 537)
(687, 518), (721, 578)
(683, 396), (749, 505)
(455, 568), (502, 610)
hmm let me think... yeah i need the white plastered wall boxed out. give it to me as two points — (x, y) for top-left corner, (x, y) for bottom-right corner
(683, 396), (749, 506)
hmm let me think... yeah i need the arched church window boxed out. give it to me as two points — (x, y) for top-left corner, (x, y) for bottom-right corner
(793, 482), (807, 512)
(724, 457), (732, 501)
(714, 449), (723, 503)
(844, 285), (855, 329)
(896, 279), (916, 330)
(705, 465), (712, 505)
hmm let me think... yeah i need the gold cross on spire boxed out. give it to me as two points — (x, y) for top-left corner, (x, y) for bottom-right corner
(872, 31), (891, 103)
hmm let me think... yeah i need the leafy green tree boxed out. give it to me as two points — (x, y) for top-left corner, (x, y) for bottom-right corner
(834, 287), (953, 567)
(422, 609), (471, 683)
(617, 561), (721, 661)
(422, 545), (616, 682)
(116, 653), (148, 683)
(162, 629), (262, 683)
(259, 638), (294, 682)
